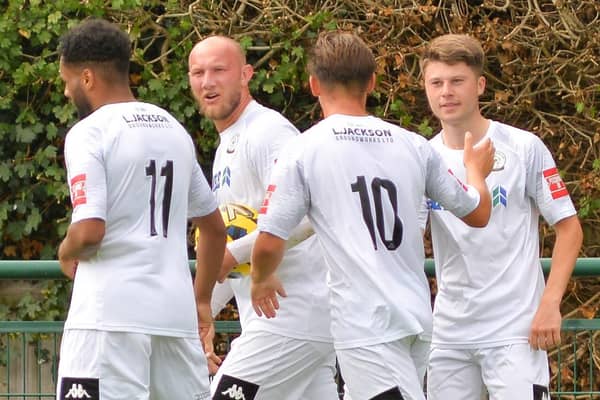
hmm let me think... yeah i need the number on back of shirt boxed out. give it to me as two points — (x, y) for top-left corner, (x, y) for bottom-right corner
(351, 175), (403, 250)
(146, 159), (173, 237)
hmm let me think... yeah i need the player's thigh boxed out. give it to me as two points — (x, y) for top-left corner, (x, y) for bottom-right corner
(480, 344), (549, 400)
(427, 347), (484, 400)
(211, 331), (335, 400)
(299, 354), (339, 400)
(57, 329), (151, 400)
(336, 336), (428, 400)
(149, 336), (211, 400)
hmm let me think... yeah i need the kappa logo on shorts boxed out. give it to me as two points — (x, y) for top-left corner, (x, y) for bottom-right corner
(213, 374), (259, 400)
(59, 377), (99, 400)
(370, 386), (404, 400)
(533, 384), (549, 400)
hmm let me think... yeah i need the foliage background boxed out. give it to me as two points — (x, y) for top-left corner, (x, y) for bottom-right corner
(0, 0), (599, 328)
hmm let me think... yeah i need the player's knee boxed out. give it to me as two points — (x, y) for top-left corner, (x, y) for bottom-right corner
(212, 374), (259, 400)
(368, 386), (404, 400)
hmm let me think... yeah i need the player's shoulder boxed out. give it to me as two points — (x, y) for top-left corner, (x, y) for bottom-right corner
(244, 101), (298, 133)
(490, 120), (548, 156)
(379, 118), (428, 150)
(491, 121), (541, 146)
(65, 107), (107, 142)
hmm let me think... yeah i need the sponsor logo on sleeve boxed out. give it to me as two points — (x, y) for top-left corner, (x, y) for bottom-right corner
(259, 184), (276, 214)
(70, 174), (87, 208)
(543, 167), (569, 199)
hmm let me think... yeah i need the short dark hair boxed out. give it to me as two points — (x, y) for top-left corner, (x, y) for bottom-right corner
(58, 19), (131, 77)
(307, 31), (376, 93)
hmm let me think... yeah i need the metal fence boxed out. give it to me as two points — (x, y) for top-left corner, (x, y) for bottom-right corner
(1, 259), (599, 399)
(0, 321), (241, 399)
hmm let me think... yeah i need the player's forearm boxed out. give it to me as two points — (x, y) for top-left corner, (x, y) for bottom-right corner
(251, 231), (286, 283)
(541, 215), (582, 305)
(228, 217), (314, 264)
(58, 219), (105, 261)
(462, 173), (491, 227)
(195, 233), (227, 304)
(194, 212), (227, 304)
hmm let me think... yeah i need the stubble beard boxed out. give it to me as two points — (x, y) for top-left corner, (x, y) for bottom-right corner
(198, 88), (242, 123)
(73, 86), (94, 120)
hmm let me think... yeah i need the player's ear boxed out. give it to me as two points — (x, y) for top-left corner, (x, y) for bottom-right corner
(309, 75), (320, 97)
(366, 73), (376, 93)
(477, 75), (486, 96)
(81, 68), (94, 90)
(241, 64), (254, 86)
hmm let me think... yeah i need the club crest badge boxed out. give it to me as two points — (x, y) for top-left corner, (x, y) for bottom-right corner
(226, 134), (240, 154)
(492, 151), (506, 171)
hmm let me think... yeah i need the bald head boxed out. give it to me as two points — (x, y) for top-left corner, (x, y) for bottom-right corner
(189, 36), (246, 68)
(188, 36), (254, 132)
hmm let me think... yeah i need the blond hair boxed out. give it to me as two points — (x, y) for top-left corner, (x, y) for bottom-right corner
(420, 34), (484, 75)
(307, 31), (376, 92)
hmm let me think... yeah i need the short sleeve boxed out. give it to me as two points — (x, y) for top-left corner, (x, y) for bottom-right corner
(247, 117), (298, 189)
(424, 141), (480, 218)
(417, 196), (429, 232)
(211, 280), (234, 317)
(64, 127), (107, 223)
(256, 137), (310, 240)
(525, 136), (576, 225)
(188, 160), (219, 218)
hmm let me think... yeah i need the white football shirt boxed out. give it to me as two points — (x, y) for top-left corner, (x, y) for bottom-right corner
(212, 100), (332, 342)
(428, 120), (577, 347)
(63, 101), (218, 338)
(258, 114), (481, 349)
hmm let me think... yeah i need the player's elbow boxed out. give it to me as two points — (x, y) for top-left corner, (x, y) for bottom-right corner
(194, 210), (228, 244)
(555, 215), (583, 248)
(72, 218), (106, 247)
(251, 232), (286, 265)
(461, 205), (491, 228)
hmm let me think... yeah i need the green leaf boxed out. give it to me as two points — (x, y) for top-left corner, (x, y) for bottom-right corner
(0, 163), (10, 182)
(148, 78), (164, 92)
(24, 207), (42, 234)
(239, 36), (253, 50)
(262, 82), (275, 94)
(15, 125), (36, 143)
(48, 11), (62, 25)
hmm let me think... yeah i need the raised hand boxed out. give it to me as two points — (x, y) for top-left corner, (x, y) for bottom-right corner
(463, 131), (495, 179)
